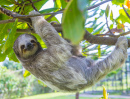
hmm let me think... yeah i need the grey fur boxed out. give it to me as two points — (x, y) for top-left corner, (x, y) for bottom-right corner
(13, 11), (128, 92)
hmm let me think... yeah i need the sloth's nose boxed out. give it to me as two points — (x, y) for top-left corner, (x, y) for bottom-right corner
(26, 42), (33, 50)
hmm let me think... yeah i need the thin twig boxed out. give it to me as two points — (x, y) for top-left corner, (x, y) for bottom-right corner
(28, 0), (38, 11)
(118, 31), (130, 36)
(96, 31), (130, 37)
(86, 0), (112, 10)
(105, 14), (114, 35)
(46, 9), (64, 21)
(82, 44), (94, 50)
(122, 5), (130, 19)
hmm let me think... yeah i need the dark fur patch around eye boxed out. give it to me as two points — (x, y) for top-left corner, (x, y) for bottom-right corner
(31, 40), (36, 43)
(21, 45), (25, 49)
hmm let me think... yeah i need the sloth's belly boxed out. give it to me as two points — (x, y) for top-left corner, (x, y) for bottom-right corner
(40, 66), (88, 92)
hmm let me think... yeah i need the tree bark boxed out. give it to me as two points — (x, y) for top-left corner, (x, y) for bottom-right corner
(76, 92), (79, 99)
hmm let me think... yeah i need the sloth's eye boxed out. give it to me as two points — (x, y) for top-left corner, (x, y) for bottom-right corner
(21, 45), (25, 49)
(31, 40), (35, 43)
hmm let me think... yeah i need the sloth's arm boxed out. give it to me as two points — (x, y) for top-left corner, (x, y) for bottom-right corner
(84, 37), (128, 84)
(29, 11), (69, 47)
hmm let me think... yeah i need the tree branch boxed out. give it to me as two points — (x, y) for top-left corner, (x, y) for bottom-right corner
(8, 29), (35, 33)
(0, 0), (112, 23)
(46, 9), (64, 21)
(1, 6), (130, 47)
(86, 0), (112, 10)
(0, 7), (62, 23)
(10, 24), (130, 47)
(0, 0), (112, 21)
(84, 30), (130, 47)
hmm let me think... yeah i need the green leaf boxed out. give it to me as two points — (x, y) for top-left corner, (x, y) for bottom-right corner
(93, 24), (105, 35)
(110, 10), (114, 20)
(54, 0), (61, 8)
(8, 50), (19, 62)
(60, 0), (67, 8)
(0, 14), (11, 42)
(62, 0), (85, 45)
(98, 45), (101, 58)
(117, 14), (130, 23)
(119, 9), (127, 16)
(40, 8), (59, 14)
(86, 28), (93, 33)
(2, 19), (18, 52)
(112, 0), (124, 6)
(0, 53), (6, 62)
(0, 0), (14, 5)
(88, 8), (99, 18)
(100, 10), (105, 16)
(23, 70), (31, 78)
(110, 24), (113, 29)
(77, 0), (89, 19)
(105, 4), (110, 17)
(44, 15), (59, 22)
(0, 24), (8, 42)
(118, 8), (130, 23)
(38, 80), (47, 87)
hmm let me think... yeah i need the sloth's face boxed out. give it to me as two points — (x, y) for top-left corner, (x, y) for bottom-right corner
(17, 34), (39, 59)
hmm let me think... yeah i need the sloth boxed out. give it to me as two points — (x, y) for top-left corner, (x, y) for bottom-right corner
(13, 11), (128, 92)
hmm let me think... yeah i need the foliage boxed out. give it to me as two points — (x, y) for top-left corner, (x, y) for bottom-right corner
(1, 59), (53, 98)
(107, 68), (122, 77)
(3, 59), (22, 70)
(62, 0), (85, 44)
(30, 77), (52, 95)
(0, 66), (30, 99)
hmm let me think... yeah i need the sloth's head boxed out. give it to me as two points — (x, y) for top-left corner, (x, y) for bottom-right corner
(13, 34), (42, 59)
